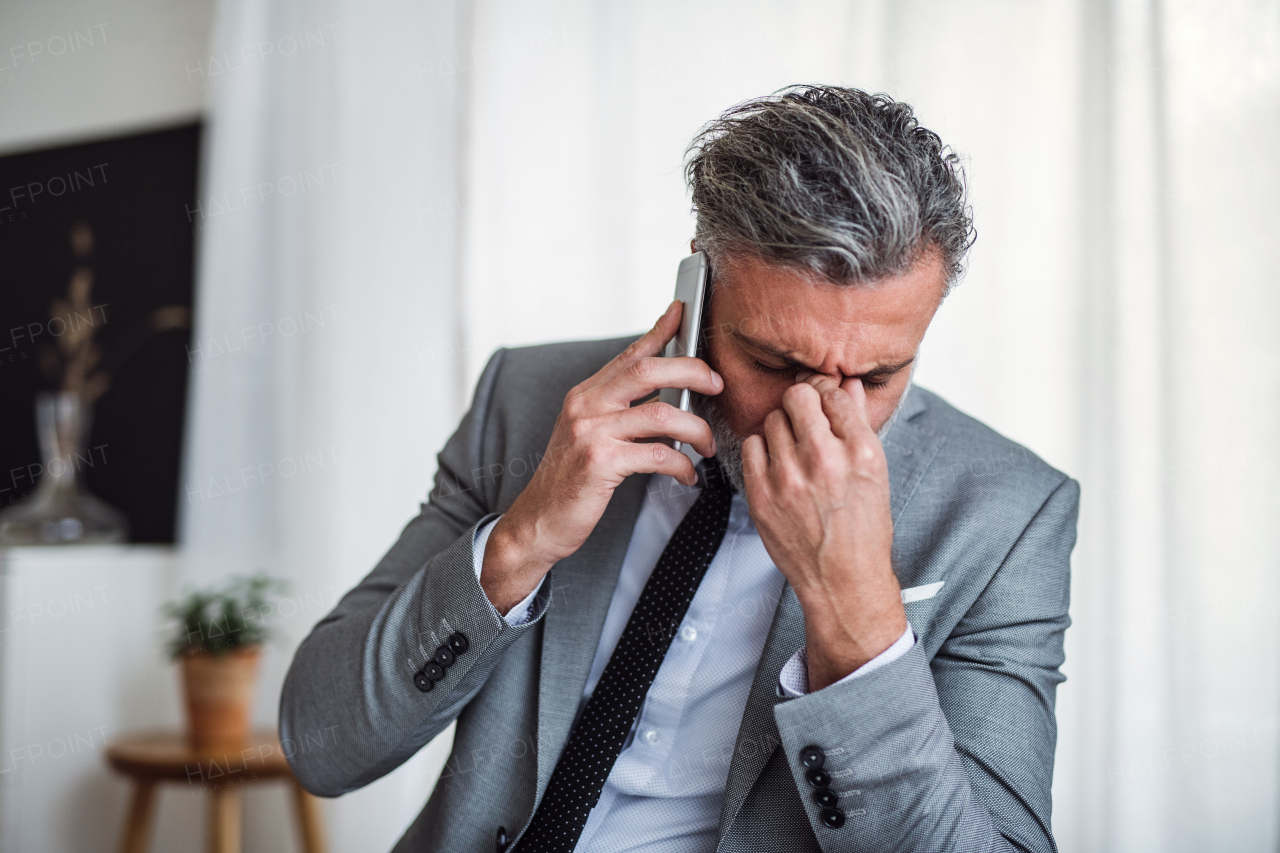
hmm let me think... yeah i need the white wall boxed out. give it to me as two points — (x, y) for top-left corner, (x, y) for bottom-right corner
(0, 547), (206, 853)
(0, 0), (215, 155)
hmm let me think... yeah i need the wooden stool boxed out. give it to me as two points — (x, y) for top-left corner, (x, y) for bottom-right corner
(105, 730), (327, 853)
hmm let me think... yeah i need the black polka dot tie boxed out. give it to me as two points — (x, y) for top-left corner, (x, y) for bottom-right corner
(514, 457), (734, 852)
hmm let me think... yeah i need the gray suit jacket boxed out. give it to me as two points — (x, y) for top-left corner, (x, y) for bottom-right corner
(280, 335), (1078, 853)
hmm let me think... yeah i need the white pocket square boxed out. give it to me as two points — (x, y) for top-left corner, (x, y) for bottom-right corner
(901, 581), (945, 603)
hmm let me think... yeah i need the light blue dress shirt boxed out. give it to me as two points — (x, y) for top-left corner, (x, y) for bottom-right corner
(473, 472), (914, 852)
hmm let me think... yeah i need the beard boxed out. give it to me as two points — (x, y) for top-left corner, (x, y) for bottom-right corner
(690, 380), (913, 498)
(690, 390), (750, 495)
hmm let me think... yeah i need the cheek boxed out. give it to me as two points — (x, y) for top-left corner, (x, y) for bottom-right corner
(866, 397), (894, 432)
(866, 383), (908, 432)
(716, 367), (787, 436)
(703, 319), (786, 436)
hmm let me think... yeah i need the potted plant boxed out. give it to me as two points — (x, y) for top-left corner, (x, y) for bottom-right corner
(163, 574), (285, 749)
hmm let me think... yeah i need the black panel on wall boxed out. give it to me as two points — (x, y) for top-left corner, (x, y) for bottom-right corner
(0, 123), (201, 544)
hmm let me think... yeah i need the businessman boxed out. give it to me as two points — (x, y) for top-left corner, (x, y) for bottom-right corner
(281, 85), (1079, 853)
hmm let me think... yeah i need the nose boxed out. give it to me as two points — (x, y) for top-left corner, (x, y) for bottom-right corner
(794, 368), (849, 384)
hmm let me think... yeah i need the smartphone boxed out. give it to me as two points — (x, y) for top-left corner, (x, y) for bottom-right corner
(658, 251), (710, 452)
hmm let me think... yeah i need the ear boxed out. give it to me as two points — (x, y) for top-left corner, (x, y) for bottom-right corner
(690, 238), (697, 253)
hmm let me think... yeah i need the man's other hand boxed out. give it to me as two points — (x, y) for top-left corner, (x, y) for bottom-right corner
(742, 371), (907, 691)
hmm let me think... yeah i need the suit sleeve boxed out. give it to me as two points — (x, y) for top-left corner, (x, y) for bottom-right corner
(772, 477), (1079, 853)
(279, 347), (546, 797)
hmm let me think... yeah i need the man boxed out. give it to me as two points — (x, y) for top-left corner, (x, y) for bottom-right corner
(281, 85), (1078, 853)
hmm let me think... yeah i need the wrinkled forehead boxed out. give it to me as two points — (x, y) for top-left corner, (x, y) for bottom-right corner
(710, 253), (945, 370)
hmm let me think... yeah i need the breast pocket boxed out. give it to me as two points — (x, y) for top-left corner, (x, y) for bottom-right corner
(901, 581), (945, 634)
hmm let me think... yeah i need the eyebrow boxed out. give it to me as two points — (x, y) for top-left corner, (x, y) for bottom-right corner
(733, 329), (915, 380)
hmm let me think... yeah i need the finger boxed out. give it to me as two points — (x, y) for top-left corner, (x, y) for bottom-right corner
(641, 299), (683, 355)
(572, 301), (683, 397)
(612, 439), (700, 487)
(611, 300), (684, 373)
(604, 355), (723, 407)
(605, 402), (716, 459)
(780, 382), (837, 457)
(762, 408), (798, 468)
(741, 434), (770, 501)
(840, 375), (871, 429)
(802, 373), (861, 442)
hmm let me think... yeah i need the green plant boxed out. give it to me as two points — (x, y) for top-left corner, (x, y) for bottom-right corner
(163, 574), (286, 659)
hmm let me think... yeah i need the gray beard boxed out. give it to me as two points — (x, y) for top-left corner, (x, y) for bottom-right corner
(690, 382), (912, 497)
(689, 390), (750, 494)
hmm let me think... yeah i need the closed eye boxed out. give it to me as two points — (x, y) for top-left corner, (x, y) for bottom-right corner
(753, 359), (894, 390)
(751, 360), (793, 377)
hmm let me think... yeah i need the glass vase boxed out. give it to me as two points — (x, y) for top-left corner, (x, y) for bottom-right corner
(0, 391), (129, 545)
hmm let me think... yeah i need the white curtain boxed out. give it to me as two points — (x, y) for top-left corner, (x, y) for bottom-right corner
(181, 0), (468, 849)
(184, 1), (1280, 851)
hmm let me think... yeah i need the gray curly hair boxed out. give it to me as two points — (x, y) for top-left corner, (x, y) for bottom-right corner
(685, 85), (975, 289)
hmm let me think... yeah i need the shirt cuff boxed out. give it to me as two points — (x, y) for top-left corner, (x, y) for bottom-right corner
(473, 515), (546, 625)
(777, 623), (916, 698)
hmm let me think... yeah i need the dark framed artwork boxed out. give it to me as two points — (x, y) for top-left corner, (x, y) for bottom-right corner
(0, 123), (201, 543)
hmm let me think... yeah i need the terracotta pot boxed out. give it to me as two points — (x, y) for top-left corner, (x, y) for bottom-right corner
(180, 646), (262, 749)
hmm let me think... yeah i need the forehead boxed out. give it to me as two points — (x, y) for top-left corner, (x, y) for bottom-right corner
(713, 254), (945, 363)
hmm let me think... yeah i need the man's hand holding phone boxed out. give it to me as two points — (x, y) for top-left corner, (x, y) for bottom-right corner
(480, 300), (721, 614)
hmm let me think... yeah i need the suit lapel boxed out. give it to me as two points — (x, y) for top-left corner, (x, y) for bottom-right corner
(535, 472), (649, 797)
(717, 392), (946, 844)
(879, 386), (946, 522)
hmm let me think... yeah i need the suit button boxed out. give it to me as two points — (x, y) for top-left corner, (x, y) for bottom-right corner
(813, 788), (838, 808)
(449, 632), (470, 655)
(413, 672), (434, 692)
(424, 662), (445, 682)
(805, 767), (831, 788)
(495, 825), (508, 851)
(820, 807), (846, 829)
(800, 745), (825, 769)
(435, 645), (456, 668)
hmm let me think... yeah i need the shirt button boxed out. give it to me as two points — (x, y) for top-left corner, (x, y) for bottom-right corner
(643, 729), (660, 745)
(679, 625), (698, 642)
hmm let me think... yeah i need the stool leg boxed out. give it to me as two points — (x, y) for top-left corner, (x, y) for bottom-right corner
(119, 780), (158, 853)
(291, 781), (328, 853)
(208, 786), (242, 853)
